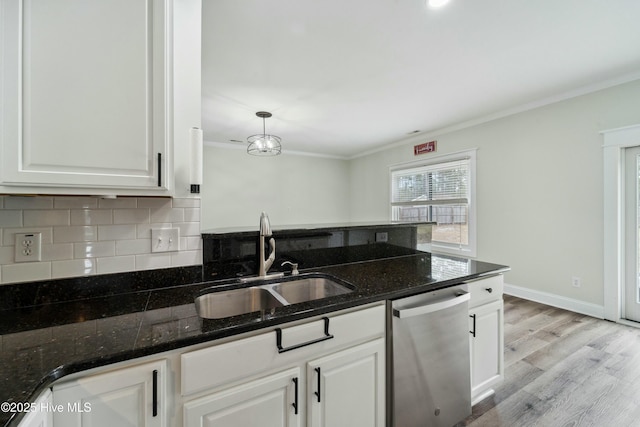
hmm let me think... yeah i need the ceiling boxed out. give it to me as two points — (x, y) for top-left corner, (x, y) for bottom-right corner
(201, 0), (640, 159)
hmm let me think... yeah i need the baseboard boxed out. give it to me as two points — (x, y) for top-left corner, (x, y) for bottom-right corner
(504, 283), (605, 319)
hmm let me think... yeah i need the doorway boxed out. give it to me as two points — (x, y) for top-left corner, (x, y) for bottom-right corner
(603, 124), (640, 324)
(624, 146), (640, 323)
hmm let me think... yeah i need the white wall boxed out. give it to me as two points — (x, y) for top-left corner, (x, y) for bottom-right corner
(349, 79), (640, 308)
(201, 147), (351, 230)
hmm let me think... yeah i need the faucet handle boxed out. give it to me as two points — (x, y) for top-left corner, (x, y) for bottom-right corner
(259, 212), (272, 236)
(281, 261), (299, 275)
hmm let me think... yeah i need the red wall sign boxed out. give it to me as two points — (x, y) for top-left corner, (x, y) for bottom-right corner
(414, 140), (437, 155)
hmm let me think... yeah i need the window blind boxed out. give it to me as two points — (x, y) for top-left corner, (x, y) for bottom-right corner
(391, 158), (470, 207)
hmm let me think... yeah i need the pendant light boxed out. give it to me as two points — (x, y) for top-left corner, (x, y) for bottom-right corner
(247, 111), (282, 156)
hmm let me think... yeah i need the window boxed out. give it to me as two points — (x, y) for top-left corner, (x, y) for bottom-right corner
(390, 150), (476, 256)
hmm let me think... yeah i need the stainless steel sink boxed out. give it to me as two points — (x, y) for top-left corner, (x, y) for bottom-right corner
(195, 287), (284, 319)
(270, 277), (352, 304)
(195, 274), (354, 319)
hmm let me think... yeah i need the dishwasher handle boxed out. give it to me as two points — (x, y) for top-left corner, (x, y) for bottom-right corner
(393, 291), (470, 318)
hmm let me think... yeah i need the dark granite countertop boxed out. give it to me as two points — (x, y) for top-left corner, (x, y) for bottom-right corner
(0, 252), (508, 427)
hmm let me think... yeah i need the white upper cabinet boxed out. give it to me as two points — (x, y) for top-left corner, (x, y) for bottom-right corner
(0, 0), (175, 195)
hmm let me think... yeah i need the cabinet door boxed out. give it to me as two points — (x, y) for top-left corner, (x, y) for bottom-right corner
(0, 0), (171, 193)
(183, 368), (301, 427)
(18, 389), (53, 427)
(53, 360), (166, 427)
(307, 338), (385, 427)
(469, 299), (504, 402)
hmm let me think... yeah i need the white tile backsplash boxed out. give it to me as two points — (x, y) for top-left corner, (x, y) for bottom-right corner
(150, 207), (185, 223)
(171, 250), (202, 267)
(97, 224), (137, 241)
(185, 236), (202, 250)
(24, 209), (70, 227)
(53, 196), (99, 209)
(184, 208), (200, 222)
(54, 226), (98, 243)
(135, 253), (172, 270)
(137, 198), (172, 209)
(98, 198), (137, 209)
(0, 246), (13, 264)
(175, 222), (200, 237)
(0, 210), (23, 228)
(70, 209), (113, 226)
(42, 243), (74, 261)
(113, 208), (150, 224)
(0, 196), (202, 284)
(2, 262), (51, 283)
(74, 241), (116, 259)
(115, 239), (151, 256)
(4, 196), (54, 210)
(97, 255), (136, 274)
(52, 259), (96, 279)
(172, 198), (200, 208)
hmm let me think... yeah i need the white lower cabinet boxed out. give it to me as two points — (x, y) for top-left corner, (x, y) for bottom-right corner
(181, 304), (386, 427)
(40, 304), (386, 427)
(52, 359), (167, 427)
(183, 368), (301, 427)
(182, 339), (385, 427)
(18, 389), (53, 427)
(468, 275), (505, 404)
(307, 338), (385, 427)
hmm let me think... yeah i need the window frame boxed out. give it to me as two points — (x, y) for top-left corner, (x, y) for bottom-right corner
(389, 149), (477, 257)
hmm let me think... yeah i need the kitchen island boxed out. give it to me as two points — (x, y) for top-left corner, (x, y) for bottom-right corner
(0, 223), (508, 427)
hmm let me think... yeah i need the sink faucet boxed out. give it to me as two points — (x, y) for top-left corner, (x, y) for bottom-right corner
(258, 212), (276, 277)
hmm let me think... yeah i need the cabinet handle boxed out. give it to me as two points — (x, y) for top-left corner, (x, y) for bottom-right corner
(486, 287), (493, 293)
(275, 317), (334, 353)
(292, 377), (299, 414)
(314, 367), (322, 403)
(469, 314), (476, 337)
(152, 369), (158, 417)
(157, 153), (162, 187)
(393, 291), (469, 318)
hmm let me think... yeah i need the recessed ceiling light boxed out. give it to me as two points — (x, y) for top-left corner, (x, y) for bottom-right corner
(428, 0), (450, 8)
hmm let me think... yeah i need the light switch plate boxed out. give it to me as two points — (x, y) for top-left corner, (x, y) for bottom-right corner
(151, 228), (180, 253)
(15, 232), (42, 262)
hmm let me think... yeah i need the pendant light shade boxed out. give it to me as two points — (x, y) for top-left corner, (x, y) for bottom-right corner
(247, 111), (282, 156)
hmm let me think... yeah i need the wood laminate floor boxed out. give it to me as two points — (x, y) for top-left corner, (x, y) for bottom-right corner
(462, 295), (640, 427)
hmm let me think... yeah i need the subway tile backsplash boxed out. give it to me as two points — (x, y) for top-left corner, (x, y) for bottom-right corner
(0, 196), (202, 284)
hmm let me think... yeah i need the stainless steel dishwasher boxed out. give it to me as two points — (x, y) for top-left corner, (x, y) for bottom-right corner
(388, 285), (471, 427)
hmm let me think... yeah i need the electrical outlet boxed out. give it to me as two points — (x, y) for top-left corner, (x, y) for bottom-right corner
(14, 232), (42, 262)
(151, 228), (180, 253)
(375, 232), (388, 242)
(572, 276), (581, 288)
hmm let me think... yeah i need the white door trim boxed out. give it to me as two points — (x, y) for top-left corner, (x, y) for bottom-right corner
(602, 124), (640, 322)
